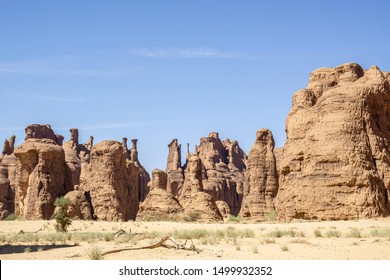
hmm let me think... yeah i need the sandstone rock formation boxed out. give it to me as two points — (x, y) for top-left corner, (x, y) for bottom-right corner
(180, 154), (223, 222)
(165, 139), (184, 196)
(129, 139), (150, 202)
(137, 169), (184, 220)
(62, 190), (92, 219)
(25, 124), (57, 141)
(13, 139), (67, 219)
(0, 163), (12, 219)
(197, 132), (246, 216)
(0, 135), (17, 218)
(79, 140), (139, 221)
(275, 63), (390, 221)
(240, 129), (278, 220)
(1, 135), (15, 157)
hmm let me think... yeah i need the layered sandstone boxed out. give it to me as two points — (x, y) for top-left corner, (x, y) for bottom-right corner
(240, 129), (278, 220)
(165, 139), (184, 196)
(62, 190), (92, 220)
(275, 63), (390, 221)
(0, 163), (12, 219)
(137, 169), (184, 220)
(13, 139), (67, 219)
(129, 139), (150, 202)
(197, 132), (246, 216)
(79, 140), (139, 221)
(180, 154), (223, 222)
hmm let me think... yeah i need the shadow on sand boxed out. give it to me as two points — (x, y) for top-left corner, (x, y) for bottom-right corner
(0, 244), (77, 255)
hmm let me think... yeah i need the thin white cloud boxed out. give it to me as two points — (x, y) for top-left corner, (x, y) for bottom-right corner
(127, 47), (258, 60)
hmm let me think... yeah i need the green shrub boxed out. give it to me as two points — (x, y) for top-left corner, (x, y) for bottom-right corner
(346, 228), (362, 238)
(266, 210), (277, 222)
(4, 213), (18, 221)
(88, 246), (104, 260)
(52, 197), (72, 232)
(183, 212), (201, 222)
(325, 230), (341, 238)
(314, 229), (322, 237)
(226, 215), (241, 223)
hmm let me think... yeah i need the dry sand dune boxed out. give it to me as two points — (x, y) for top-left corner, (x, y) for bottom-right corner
(1, 218), (390, 260)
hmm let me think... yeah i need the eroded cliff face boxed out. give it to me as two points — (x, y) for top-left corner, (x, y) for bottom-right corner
(0, 163), (12, 219)
(79, 140), (139, 221)
(180, 154), (223, 222)
(197, 132), (247, 216)
(3, 63), (390, 222)
(165, 139), (184, 197)
(13, 139), (67, 219)
(240, 129), (278, 220)
(136, 169), (184, 221)
(275, 63), (390, 221)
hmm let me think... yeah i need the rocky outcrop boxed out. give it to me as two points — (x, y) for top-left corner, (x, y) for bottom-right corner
(25, 124), (57, 141)
(165, 139), (184, 196)
(0, 163), (12, 219)
(0, 136), (17, 219)
(137, 169), (184, 220)
(197, 132), (246, 216)
(79, 140), (139, 221)
(13, 139), (67, 219)
(129, 139), (150, 202)
(2, 135), (15, 156)
(62, 190), (92, 220)
(275, 63), (390, 221)
(240, 129), (278, 220)
(180, 154), (223, 222)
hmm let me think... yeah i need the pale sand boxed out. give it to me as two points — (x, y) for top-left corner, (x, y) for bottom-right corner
(1, 218), (389, 260)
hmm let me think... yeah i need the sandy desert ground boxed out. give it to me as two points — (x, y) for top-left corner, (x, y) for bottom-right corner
(1, 218), (390, 260)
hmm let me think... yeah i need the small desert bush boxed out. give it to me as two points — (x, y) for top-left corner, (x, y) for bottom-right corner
(0, 234), (6, 243)
(173, 229), (208, 239)
(226, 215), (241, 223)
(141, 215), (156, 222)
(183, 212), (201, 222)
(346, 228), (362, 238)
(222, 227), (254, 239)
(24, 247), (32, 253)
(88, 246), (104, 260)
(266, 210), (277, 222)
(290, 238), (310, 244)
(262, 238), (276, 244)
(252, 246), (259, 254)
(369, 229), (390, 239)
(314, 229), (322, 237)
(4, 213), (18, 221)
(325, 230), (341, 238)
(280, 244), (288, 251)
(52, 197), (72, 232)
(265, 229), (304, 238)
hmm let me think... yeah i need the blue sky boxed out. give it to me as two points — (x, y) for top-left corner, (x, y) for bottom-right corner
(1, 0), (390, 172)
